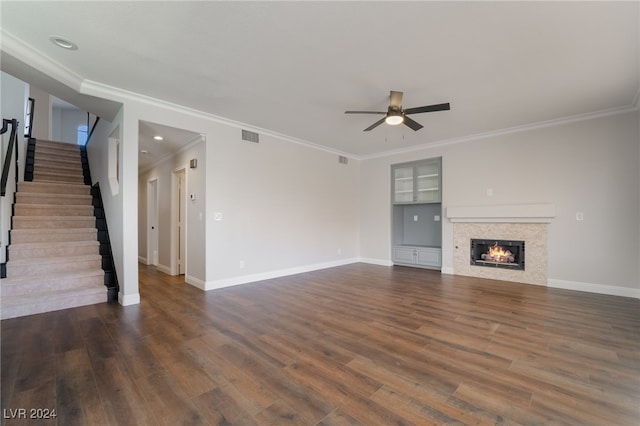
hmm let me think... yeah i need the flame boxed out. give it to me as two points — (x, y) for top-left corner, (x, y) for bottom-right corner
(487, 242), (513, 263)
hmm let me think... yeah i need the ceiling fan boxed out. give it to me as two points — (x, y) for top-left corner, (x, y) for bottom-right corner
(345, 90), (450, 132)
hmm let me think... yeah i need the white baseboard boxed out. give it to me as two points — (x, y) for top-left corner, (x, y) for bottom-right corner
(186, 274), (206, 290)
(440, 266), (454, 275)
(203, 258), (360, 291)
(138, 256), (148, 264)
(119, 292), (140, 306)
(359, 257), (393, 267)
(156, 264), (172, 275)
(547, 278), (640, 299)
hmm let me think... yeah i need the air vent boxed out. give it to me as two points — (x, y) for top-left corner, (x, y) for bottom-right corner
(338, 155), (348, 165)
(241, 129), (259, 143)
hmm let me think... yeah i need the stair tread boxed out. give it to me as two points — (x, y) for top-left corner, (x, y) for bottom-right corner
(11, 228), (96, 234)
(14, 215), (95, 219)
(14, 203), (93, 209)
(1, 269), (104, 284)
(20, 181), (88, 187)
(34, 165), (82, 173)
(0, 284), (104, 306)
(34, 170), (83, 175)
(36, 139), (80, 147)
(17, 192), (91, 198)
(10, 240), (99, 249)
(8, 253), (102, 266)
(34, 180), (86, 185)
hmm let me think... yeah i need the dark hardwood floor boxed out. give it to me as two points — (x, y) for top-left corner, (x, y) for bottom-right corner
(1, 263), (639, 425)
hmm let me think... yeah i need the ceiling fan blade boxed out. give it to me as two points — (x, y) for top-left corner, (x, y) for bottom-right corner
(389, 91), (403, 108)
(403, 116), (423, 131)
(345, 110), (386, 114)
(404, 103), (451, 115)
(364, 117), (386, 131)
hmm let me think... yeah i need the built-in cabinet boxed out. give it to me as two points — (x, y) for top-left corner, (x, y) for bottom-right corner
(391, 157), (442, 270)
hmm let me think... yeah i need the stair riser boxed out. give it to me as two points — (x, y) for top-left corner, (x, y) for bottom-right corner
(9, 245), (100, 260)
(33, 174), (85, 184)
(7, 258), (102, 276)
(34, 163), (84, 174)
(12, 218), (95, 229)
(10, 230), (98, 244)
(35, 147), (80, 158)
(1, 274), (104, 297)
(18, 183), (90, 195)
(34, 156), (80, 167)
(14, 205), (94, 217)
(15, 195), (92, 206)
(36, 140), (81, 151)
(34, 154), (81, 165)
(1, 291), (105, 320)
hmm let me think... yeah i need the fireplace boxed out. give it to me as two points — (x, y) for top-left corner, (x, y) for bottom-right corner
(470, 239), (525, 270)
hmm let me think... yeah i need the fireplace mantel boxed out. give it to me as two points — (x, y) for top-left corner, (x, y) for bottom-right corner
(446, 203), (555, 223)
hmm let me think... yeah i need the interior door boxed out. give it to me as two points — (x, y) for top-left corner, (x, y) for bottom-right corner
(148, 179), (159, 266)
(177, 171), (186, 275)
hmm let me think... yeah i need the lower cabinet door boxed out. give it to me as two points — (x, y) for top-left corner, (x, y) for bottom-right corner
(416, 247), (441, 268)
(393, 246), (415, 264)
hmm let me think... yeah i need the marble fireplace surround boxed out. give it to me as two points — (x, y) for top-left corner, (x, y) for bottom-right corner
(446, 204), (555, 286)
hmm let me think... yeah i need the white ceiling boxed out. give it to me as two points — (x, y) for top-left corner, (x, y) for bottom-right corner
(1, 1), (638, 158)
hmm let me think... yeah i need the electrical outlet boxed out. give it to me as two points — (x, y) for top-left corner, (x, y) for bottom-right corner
(576, 212), (584, 221)
(413, 215), (418, 222)
(434, 215), (440, 222)
(239, 260), (245, 269)
(214, 212), (222, 221)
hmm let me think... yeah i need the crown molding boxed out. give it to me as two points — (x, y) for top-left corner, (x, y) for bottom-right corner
(360, 104), (639, 161)
(0, 29), (84, 91)
(81, 79), (355, 159)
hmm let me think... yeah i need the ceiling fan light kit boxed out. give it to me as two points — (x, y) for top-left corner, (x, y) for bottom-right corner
(385, 108), (404, 125)
(346, 90), (450, 132)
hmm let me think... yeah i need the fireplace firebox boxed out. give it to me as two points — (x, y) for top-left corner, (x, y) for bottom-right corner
(470, 239), (525, 270)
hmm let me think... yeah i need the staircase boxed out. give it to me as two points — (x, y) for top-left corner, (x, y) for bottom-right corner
(1, 139), (105, 320)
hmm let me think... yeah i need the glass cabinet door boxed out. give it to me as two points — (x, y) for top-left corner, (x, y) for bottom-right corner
(393, 166), (414, 203)
(415, 162), (440, 203)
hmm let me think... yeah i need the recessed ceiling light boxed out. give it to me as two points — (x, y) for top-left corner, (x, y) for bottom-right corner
(153, 135), (164, 141)
(49, 36), (78, 50)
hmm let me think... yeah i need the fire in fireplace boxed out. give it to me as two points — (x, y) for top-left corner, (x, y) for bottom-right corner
(470, 239), (525, 270)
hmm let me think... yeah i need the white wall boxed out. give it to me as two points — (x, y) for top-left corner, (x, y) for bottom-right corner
(0, 72), (28, 265)
(206, 129), (360, 288)
(52, 107), (87, 144)
(138, 138), (206, 283)
(360, 111), (640, 295)
(86, 107), (141, 305)
(29, 85), (51, 140)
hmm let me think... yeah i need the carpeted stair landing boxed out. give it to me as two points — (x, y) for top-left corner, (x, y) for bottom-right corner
(1, 139), (105, 320)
